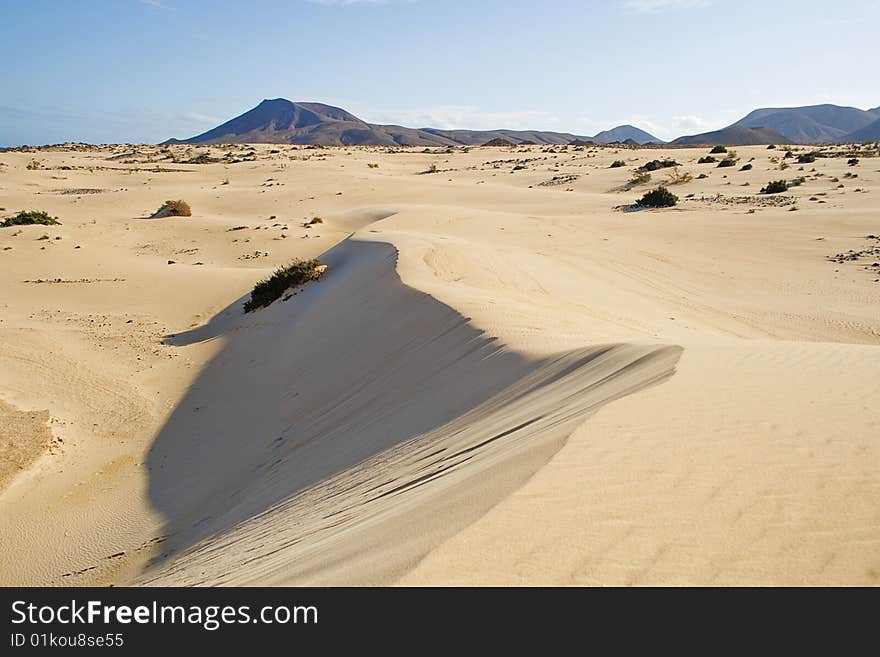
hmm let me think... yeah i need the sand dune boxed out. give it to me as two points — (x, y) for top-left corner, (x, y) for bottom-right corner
(136, 236), (680, 584)
(1, 142), (878, 585)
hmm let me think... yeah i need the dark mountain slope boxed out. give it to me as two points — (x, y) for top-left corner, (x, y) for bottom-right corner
(671, 125), (790, 146)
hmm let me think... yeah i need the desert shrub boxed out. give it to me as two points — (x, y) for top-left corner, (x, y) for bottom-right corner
(635, 186), (678, 208)
(243, 259), (326, 313)
(629, 171), (652, 186)
(419, 163), (439, 174)
(513, 164), (527, 171)
(151, 199), (191, 218)
(783, 150), (793, 159)
(790, 176), (806, 187)
(710, 145), (728, 154)
(847, 158), (859, 166)
(797, 153), (817, 164)
(1, 210), (61, 227)
(665, 167), (693, 185)
(697, 173), (708, 179)
(640, 158), (680, 172)
(610, 160), (626, 168)
(740, 163), (753, 171)
(761, 180), (788, 194)
(367, 163), (379, 168)
(698, 156), (717, 164)
(306, 217), (323, 225)
(767, 144), (777, 150)
(717, 157), (738, 168)
(186, 152), (217, 164)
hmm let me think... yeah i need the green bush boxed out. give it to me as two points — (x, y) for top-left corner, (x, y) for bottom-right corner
(847, 158), (859, 166)
(635, 186), (678, 208)
(243, 259), (326, 313)
(698, 156), (717, 164)
(710, 145), (728, 154)
(740, 163), (753, 171)
(697, 173), (708, 179)
(797, 153), (817, 164)
(717, 157), (738, 168)
(610, 160), (626, 168)
(640, 158), (680, 172)
(760, 180), (788, 194)
(1, 210), (61, 227)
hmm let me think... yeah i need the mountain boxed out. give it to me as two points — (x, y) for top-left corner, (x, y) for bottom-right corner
(592, 124), (663, 144)
(420, 128), (587, 146)
(730, 104), (879, 143)
(165, 99), (665, 147)
(165, 98), (600, 147)
(843, 117), (880, 142)
(671, 125), (790, 146)
(163, 99), (459, 147)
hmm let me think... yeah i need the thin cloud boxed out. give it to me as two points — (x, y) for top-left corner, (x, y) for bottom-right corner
(307, 0), (393, 6)
(356, 105), (562, 131)
(138, 0), (173, 9)
(622, 0), (710, 13)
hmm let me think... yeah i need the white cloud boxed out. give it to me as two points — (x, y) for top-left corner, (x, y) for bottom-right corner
(307, 0), (393, 5)
(355, 105), (563, 132)
(670, 114), (726, 134)
(577, 114), (728, 141)
(621, 0), (710, 13)
(138, 0), (172, 9)
(181, 111), (224, 125)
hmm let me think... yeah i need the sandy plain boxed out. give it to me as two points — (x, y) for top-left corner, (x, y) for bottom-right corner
(0, 141), (878, 585)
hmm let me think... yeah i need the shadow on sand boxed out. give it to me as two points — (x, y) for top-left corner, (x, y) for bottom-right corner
(140, 236), (681, 584)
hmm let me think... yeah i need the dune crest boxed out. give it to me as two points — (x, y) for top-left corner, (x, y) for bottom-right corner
(137, 237), (680, 585)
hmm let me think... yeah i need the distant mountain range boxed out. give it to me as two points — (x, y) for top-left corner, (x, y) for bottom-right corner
(163, 99), (662, 147)
(671, 126), (791, 146)
(674, 104), (880, 145)
(844, 116), (880, 143)
(164, 99), (880, 147)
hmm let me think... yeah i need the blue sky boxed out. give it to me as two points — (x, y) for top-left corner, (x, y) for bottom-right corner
(2, 0), (878, 145)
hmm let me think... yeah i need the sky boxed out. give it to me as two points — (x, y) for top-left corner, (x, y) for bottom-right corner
(1, 0), (879, 146)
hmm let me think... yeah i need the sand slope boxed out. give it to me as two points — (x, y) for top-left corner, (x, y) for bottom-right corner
(1, 143), (878, 585)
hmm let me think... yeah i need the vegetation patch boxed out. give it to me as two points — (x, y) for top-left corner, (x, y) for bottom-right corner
(698, 155), (717, 164)
(639, 158), (680, 172)
(610, 160), (626, 168)
(710, 145), (728, 154)
(1, 210), (61, 227)
(243, 259), (326, 313)
(760, 180), (789, 194)
(635, 186), (678, 208)
(665, 167), (693, 185)
(151, 199), (191, 218)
